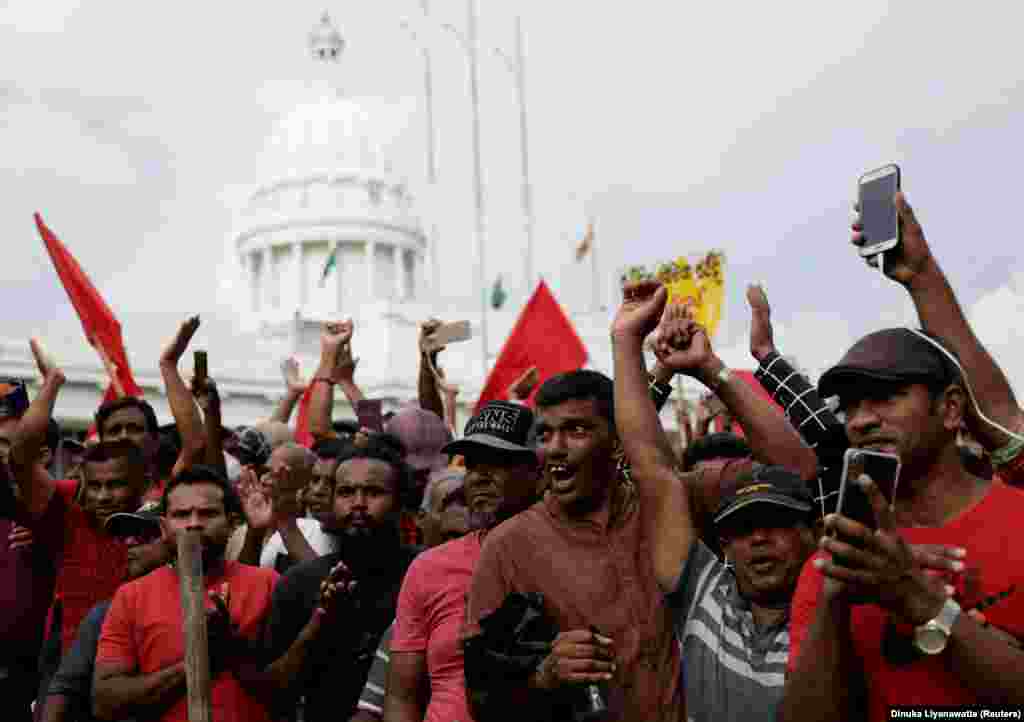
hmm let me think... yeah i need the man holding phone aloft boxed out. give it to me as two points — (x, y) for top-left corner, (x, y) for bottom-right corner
(780, 337), (1024, 712)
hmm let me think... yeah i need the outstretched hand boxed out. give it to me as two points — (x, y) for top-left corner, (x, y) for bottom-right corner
(653, 313), (716, 379)
(29, 338), (64, 384)
(207, 583), (239, 676)
(281, 357), (306, 394)
(851, 191), (934, 286)
(611, 281), (668, 342)
(317, 561), (358, 623)
(420, 318), (444, 357)
(816, 474), (950, 625)
(160, 316), (200, 366)
(747, 284), (776, 363)
(322, 320), (354, 353)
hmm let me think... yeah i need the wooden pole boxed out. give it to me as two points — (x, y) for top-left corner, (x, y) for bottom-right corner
(177, 530), (212, 722)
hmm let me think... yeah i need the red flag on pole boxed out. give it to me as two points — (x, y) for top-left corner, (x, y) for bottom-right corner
(475, 280), (589, 413)
(34, 213), (142, 399)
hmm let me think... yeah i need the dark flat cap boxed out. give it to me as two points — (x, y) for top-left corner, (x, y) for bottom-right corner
(818, 328), (959, 399)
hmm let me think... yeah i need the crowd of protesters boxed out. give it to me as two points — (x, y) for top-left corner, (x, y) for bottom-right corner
(2, 189), (1023, 722)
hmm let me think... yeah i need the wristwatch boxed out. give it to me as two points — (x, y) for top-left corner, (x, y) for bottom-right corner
(913, 598), (961, 655)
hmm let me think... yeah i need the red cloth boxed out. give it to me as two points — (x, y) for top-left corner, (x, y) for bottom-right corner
(475, 280), (588, 413)
(391, 532), (482, 722)
(294, 385), (314, 448)
(34, 483), (129, 652)
(96, 561), (278, 722)
(35, 213), (141, 399)
(788, 481), (1024, 719)
(719, 370), (781, 437)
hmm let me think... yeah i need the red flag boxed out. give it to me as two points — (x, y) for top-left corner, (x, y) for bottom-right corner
(294, 385), (315, 448)
(476, 280), (588, 413)
(719, 370), (783, 437)
(34, 213), (142, 398)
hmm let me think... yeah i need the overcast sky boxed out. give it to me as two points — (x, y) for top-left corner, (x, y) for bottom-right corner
(3, 0), (1024, 390)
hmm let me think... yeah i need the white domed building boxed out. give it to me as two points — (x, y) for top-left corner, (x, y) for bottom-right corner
(0, 14), (629, 432)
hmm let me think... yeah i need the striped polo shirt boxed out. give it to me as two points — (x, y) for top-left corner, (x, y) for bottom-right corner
(668, 541), (790, 722)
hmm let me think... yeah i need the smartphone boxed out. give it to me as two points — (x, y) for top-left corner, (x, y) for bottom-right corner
(193, 350), (208, 387)
(356, 399), (384, 433)
(423, 321), (472, 353)
(857, 164), (901, 257)
(836, 448), (901, 530)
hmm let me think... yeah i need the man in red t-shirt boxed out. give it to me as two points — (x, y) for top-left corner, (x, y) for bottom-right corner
(94, 466), (278, 722)
(385, 401), (541, 722)
(11, 327), (206, 657)
(779, 326), (1024, 722)
(8, 350), (152, 655)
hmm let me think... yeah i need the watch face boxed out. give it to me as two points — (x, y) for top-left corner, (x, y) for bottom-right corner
(915, 625), (947, 656)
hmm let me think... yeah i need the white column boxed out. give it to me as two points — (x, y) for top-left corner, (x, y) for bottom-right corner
(367, 240), (377, 300)
(393, 245), (404, 300)
(257, 247), (269, 312)
(335, 238), (345, 313)
(294, 241), (305, 309)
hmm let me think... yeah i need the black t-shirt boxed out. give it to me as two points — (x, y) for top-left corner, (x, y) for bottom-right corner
(263, 538), (419, 722)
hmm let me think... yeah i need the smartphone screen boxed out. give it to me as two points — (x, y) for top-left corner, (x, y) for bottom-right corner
(425, 321), (472, 352)
(858, 165), (900, 256)
(356, 400), (384, 433)
(836, 449), (901, 530)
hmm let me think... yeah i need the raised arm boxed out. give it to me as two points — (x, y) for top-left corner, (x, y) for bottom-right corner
(9, 339), (63, 518)
(158, 317), (205, 477)
(270, 357), (306, 425)
(611, 283), (698, 592)
(193, 377), (227, 477)
(417, 319), (446, 419)
(747, 283), (848, 480)
(662, 311), (819, 481)
(854, 192), (1024, 450)
(333, 329), (365, 409)
(309, 320), (352, 440)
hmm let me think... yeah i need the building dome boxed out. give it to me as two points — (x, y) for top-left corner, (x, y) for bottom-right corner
(234, 14), (426, 326)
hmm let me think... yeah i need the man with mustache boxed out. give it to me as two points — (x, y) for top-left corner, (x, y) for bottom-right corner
(261, 437), (419, 722)
(464, 371), (691, 722)
(383, 401), (540, 722)
(11, 324), (205, 665)
(93, 465), (277, 722)
(351, 478), (470, 722)
(40, 504), (165, 722)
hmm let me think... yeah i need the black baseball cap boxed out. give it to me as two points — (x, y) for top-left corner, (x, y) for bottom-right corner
(713, 465), (814, 527)
(442, 401), (535, 460)
(105, 502), (162, 539)
(818, 328), (960, 400)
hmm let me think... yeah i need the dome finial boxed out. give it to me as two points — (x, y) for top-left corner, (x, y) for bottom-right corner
(309, 11), (344, 62)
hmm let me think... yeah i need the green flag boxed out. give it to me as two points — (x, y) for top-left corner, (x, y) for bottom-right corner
(490, 275), (507, 310)
(319, 245), (338, 287)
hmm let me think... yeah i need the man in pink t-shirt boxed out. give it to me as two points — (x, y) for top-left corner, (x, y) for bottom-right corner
(385, 402), (541, 722)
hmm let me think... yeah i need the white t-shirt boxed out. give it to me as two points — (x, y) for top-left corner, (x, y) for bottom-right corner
(259, 517), (340, 570)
